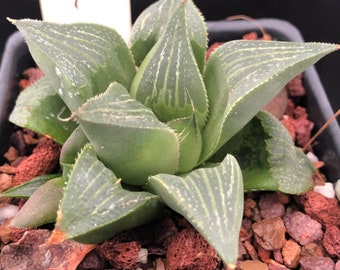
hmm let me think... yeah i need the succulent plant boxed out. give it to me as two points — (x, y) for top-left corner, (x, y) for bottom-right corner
(3, 0), (339, 267)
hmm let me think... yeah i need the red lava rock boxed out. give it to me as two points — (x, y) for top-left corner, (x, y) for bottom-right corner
(154, 258), (166, 270)
(242, 31), (272, 40)
(18, 67), (44, 89)
(258, 193), (285, 219)
(275, 192), (291, 205)
(206, 42), (223, 59)
(282, 239), (300, 269)
(0, 218), (30, 244)
(301, 242), (327, 257)
(240, 226), (253, 242)
(98, 240), (142, 270)
(266, 259), (289, 270)
(336, 260), (340, 270)
(1, 229), (95, 270)
(284, 99), (295, 118)
(252, 218), (286, 251)
(0, 229), (51, 270)
(238, 259), (269, 270)
(281, 105), (314, 147)
(297, 191), (340, 228)
(299, 256), (335, 270)
(323, 226), (340, 259)
(280, 115), (296, 141)
(166, 227), (220, 270)
(77, 250), (105, 270)
(3, 147), (18, 163)
(273, 249), (283, 264)
(283, 208), (323, 245)
(293, 105), (308, 119)
(11, 138), (61, 187)
(285, 74), (305, 97)
(0, 164), (16, 174)
(244, 198), (257, 218)
(155, 211), (179, 248)
(244, 240), (259, 260)
(257, 245), (271, 262)
(312, 171), (327, 186)
(292, 117), (314, 147)
(238, 240), (247, 259)
(0, 174), (12, 193)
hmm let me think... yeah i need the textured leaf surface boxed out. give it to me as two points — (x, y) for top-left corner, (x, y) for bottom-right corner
(55, 144), (163, 244)
(214, 111), (314, 193)
(9, 78), (76, 144)
(130, 3), (208, 129)
(11, 177), (64, 227)
(167, 115), (202, 173)
(15, 20), (136, 111)
(147, 154), (243, 267)
(0, 174), (61, 198)
(130, 0), (207, 70)
(74, 82), (180, 185)
(201, 40), (338, 162)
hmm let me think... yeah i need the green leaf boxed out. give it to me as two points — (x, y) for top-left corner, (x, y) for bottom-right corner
(60, 126), (89, 179)
(0, 174), (61, 199)
(214, 111), (315, 194)
(130, 2), (208, 130)
(11, 177), (64, 227)
(130, 0), (207, 71)
(74, 82), (180, 186)
(200, 40), (339, 162)
(55, 144), (163, 244)
(167, 115), (202, 173)
(147, 154), (244, 268)
(15, 20), (136, 111)
(9, 78), (76, 144)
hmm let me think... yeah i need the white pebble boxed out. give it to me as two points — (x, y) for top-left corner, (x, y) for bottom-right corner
(306, 151), (319, 163)
(335, 180), (340, 201)
(313, 182), (335, 199)
(0, 204), (19, 224)
(136, 248), (148, 264)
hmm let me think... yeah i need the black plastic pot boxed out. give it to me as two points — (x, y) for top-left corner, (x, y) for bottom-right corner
(1, 19), (339, 182)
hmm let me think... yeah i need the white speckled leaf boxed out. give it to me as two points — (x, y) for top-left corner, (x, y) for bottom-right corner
(147, 154), (243, 268)
(130, 0), (206, 70)
(9, 78), (76, 144)
(130, 2), (208, 129)
(15, 20), (136, 111)
(55, 144), (163, 244)
(201, 40), (338, 162)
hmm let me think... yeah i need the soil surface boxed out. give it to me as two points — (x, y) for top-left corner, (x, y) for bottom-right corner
(0, 33), (339, 270)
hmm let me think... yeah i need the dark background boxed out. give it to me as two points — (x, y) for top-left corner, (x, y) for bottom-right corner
(1, 0), (340, 112)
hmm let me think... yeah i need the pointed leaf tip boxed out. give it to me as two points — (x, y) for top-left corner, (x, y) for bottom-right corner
(147, 154), (244, 266)
(7, 17), (17, 24)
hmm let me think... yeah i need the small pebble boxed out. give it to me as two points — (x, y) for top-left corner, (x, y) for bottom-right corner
(0, 204), (19, 224)
(283, 209), (323, 245)
(239, 260), (268, 270)
(299, 256), (335, 270)
(136, 248), (148, 264)
(313, 182), (336, 199)
(306, 151), (319, 163)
